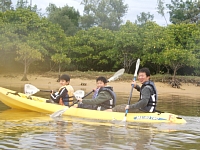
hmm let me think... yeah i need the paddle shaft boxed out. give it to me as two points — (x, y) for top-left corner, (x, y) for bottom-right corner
(123, 59), (140, 121)
(125, 76), (136, 116)
(71, 76), (119, 106)
(40, 90), (52, 92)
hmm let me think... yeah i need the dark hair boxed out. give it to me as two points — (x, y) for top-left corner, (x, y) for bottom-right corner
(60, 74), (70, 81)
(96, 76), (107, 84)
(139, 67), (150, 77)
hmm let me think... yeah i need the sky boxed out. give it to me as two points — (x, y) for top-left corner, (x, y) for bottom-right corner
(12, 0), (172, 26)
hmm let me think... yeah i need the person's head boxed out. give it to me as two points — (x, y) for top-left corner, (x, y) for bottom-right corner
(138, 67), (150, 84)
(96, 76), (107, 88)
(59, 74), (70, 86)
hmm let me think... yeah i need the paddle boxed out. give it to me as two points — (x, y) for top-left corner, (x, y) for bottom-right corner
(122, 58), (140, 122)
(50, 90), (94, 118)
(24, 84), (51, 96)
(50, 68), (125, 118)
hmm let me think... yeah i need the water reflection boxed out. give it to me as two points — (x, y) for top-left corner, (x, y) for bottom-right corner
(0, 87), (200, 149)
(0, 109), (199, 149)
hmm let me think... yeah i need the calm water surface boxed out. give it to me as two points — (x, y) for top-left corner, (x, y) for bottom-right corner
(0, 87), (200, 150)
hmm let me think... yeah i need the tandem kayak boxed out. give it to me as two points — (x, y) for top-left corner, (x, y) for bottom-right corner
(0, 87), (186, 124)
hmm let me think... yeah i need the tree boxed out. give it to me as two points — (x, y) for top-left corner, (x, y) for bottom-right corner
(161, 23), (199, 86)
(46, 3), (80, 36)
(167, 0), (200, 24)
(157, 0), (168, 25)
(15, 43), (43, 81)
(0, 0), (12, 12)
(114, 21), (142, 73)
(51, 52), (71, 75)
(161, 48), (197, 85)
(140, 21), (166, 73)
(0, 8), (68, 77)
(70, 27), (116, 71)
(80, 0), (128, 30)
(135, 12), (154, 25)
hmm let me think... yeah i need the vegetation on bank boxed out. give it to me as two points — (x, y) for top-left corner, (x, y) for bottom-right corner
(3, 71), (200, 88)
(0, 0), (200, 88)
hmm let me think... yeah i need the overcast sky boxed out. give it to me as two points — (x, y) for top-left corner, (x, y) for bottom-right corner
(12, 0), (172, 26)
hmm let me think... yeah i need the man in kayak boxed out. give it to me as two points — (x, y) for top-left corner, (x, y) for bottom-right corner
(112, 67), (158, 113)
(47, 74), (74, 106)
(76, 76), (116, 111)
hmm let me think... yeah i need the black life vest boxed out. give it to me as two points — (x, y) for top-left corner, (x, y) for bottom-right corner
(139, 81), (158, 112)
(97, 86), (116, 109)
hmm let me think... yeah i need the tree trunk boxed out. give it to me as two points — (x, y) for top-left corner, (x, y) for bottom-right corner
(57, 63), (61, 82)
(21, 73), (28, 81)
(21, 61), (29, 81)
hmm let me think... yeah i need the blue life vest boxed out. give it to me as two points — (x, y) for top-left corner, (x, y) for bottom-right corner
(97, 86), (116, 109)
(139, 81), (158, 112)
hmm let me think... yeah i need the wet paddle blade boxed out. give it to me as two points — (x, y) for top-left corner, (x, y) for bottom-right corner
(50, 107), (69, 118)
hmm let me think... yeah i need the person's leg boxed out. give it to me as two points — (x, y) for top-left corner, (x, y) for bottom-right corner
(77, 103), (96, 110)
(112, 104), (143, 113)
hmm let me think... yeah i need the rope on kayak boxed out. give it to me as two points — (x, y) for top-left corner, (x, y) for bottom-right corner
(6, 91), (21, 97)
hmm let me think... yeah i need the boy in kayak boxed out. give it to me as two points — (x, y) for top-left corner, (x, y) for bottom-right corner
(112, 67), (158, 113)
(76, 76), (116, 111)
(47, 74), (74, 106)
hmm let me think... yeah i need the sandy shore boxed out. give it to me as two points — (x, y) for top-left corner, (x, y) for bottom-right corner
(0, 74), (200, 98)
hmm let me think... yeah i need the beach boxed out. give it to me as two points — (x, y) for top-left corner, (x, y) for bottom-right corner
(0, 74), (199, 98)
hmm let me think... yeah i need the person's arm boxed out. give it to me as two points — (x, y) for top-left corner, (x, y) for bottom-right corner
(131, 81), (140, 92)
(135, 85), (141, 92)
(82, 91), (111, 105)
(129, 86), (151, 110)
(50, 87), (68, 103)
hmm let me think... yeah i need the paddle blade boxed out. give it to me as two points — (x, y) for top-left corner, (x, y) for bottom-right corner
(24, 84), (40, 96)
(107, 68), (125, 82)
(50, 90), (85, 118)
(50, 107), (69, 118)
(73, 90), (85, 99)
(134, 59), (140, 77)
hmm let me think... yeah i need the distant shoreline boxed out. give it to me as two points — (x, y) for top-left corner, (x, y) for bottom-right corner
(0, 73), (199, 98)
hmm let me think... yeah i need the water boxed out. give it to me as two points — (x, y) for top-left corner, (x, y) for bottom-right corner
(0, 88), (200, 150)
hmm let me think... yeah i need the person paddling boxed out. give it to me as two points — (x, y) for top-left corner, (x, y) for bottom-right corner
(113, 67), (158, 113)
(76, 76), (117, 111)
(47, 74), (74, 106)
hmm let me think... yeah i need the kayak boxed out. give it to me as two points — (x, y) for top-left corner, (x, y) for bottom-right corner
(0, 87), (186, 124)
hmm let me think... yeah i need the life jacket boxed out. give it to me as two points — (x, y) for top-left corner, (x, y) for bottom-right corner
(58, 85), (74, 106)
(139, 81), (158, 112)
(97, 86), (116, 110)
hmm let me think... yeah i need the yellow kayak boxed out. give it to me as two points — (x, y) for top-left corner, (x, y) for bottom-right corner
(0, 87), (186, 124)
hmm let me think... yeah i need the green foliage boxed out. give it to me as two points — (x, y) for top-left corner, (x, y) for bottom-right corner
(0, 0), (12, 12)
(135, 12), (154, 25)
(46, 3), (80, 36)
(167, 0), (200, 24)
(114, 21), (142, 73)
(0, 4), (200, 78)
(80, 0), (128, 30)
(156, 0), (168, 25)
(70, 27), (115, 71)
